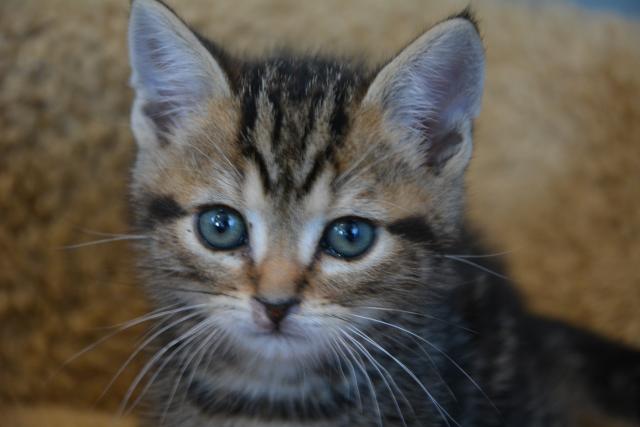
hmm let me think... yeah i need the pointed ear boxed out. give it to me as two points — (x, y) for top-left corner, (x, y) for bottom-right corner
(364, 15), (485, 175)
(128, 0), (232, 148)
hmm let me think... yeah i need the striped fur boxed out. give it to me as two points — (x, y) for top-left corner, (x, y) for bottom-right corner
(127, 1), (640, 426)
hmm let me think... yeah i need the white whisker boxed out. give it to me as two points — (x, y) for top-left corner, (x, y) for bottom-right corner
(99, 309), (205, 405)
(348, 313), (498, 414)
(334, 142), (379, 187)
(341, 330), (410, 427)
(160, 327), (222, 422)
(443, 255), (511, 281)
(330, 336), (363, 412)
(443, 250), (514, 259)
(384, 332), (457, 402)
(49, 304), (188, 383)
(126, 324), (206, 416)
(118, 316), (216, 416)
(62, 235), (149, 250)
(359, 306), (477, 333)
(76, 228), (149, 239)
(198, 132), (243, 180)
(346, 324), (457, 427)
(336, 334), (383, 427)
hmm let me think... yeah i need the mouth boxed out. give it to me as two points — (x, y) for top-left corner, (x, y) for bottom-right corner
(221, 318), (330, 362)
(243, 332), (319, 362)
(212, 304), (340, 363)
(249, 317), (307, 336)
(247, 318), (316, 343)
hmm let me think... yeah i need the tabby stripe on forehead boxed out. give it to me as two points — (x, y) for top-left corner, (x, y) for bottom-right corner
(329, 81), (350, 142)
(140, 195), (187, 229)
(239, 66), (263, 139)
(243, 144), (272, 193)
(239, 67), (272, 192)
(299, 143), (332, 195)
(268, 89), (283, 148)
(298, 88), (351, 196)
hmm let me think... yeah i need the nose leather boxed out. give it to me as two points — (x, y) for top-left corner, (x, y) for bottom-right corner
(254, 297), (299, 326)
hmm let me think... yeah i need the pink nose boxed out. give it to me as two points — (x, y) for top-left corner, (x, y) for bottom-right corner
(253, 296), (300, 327)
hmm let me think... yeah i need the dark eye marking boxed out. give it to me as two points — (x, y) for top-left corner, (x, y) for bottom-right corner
(387, 216), (436, 245)
(141, 195), (187, 229)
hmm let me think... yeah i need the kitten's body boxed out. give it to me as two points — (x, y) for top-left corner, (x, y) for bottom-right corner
(126, 1), (640, 426)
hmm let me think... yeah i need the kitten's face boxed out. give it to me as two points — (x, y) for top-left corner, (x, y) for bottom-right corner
(129, 0), (484, 365)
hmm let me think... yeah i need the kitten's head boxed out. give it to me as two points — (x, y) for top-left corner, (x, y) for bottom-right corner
(128, 0), (484, 364)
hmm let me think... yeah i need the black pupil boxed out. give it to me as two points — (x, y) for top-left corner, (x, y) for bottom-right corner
(212, 211), (231, 233)
(339, 222), (360, 242)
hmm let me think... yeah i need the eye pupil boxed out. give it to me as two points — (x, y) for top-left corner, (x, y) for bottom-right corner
(212, 211), (230, 233)
(336, 222), (359, 243)
(346, 223), (359, 242)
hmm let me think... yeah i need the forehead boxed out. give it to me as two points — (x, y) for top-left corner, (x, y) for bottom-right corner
(154, 57), (426, 221)
(235, 57), (366, 200)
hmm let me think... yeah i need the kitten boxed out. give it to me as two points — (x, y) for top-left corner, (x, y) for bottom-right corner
(126, 0), (640, 426)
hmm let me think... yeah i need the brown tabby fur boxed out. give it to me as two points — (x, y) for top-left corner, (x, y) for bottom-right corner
(1, 1), (639, 426)
(122, 1), (640, 426)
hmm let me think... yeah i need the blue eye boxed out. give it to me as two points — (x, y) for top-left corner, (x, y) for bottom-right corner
(322, 218), (376, 259)
(197, 206), (247, 250)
